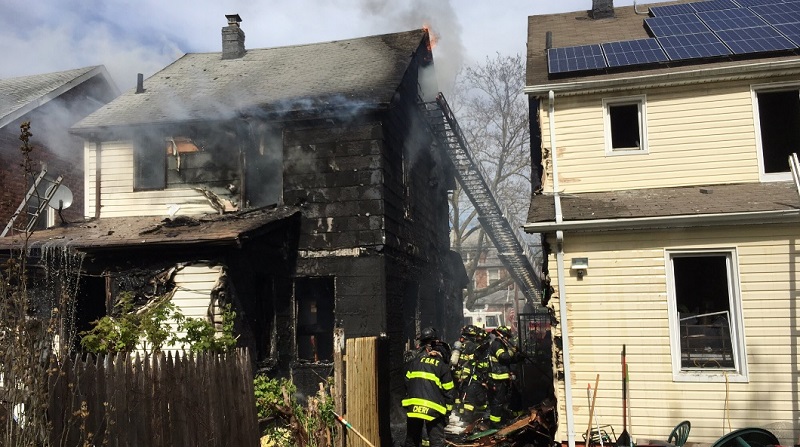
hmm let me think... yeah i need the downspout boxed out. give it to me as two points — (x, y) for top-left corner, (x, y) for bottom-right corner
(549, 90), (576, 447)
(94, 141), (101, 219)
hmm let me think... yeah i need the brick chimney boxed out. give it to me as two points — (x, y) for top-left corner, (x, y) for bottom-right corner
(222, 14), (245, 59)
(591, 0), (615, 19)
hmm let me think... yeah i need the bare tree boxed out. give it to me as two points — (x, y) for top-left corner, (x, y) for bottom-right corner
(448, 54), (536, 310)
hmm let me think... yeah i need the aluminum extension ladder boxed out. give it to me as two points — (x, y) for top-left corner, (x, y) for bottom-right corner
(1, 169), (63, 237)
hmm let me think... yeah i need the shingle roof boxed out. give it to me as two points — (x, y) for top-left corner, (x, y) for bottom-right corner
(0, 66), (116, 129)
(526, 182), (800, 225)
(73, 29), (428, 133)
(0, 206), (300, 252)
(526, 0), (800, 88)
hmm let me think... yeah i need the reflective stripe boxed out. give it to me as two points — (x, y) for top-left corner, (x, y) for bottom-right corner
(401, 398), (447, 415)
(447, 404), (453, 411)
(494, 347), (505, 357)
(407, 411), (436, 421)
(490, 372), (510, 380)
(489, 414), (502, 422)
(463, 403), (475, 411)
(442, 380), (455, 390)
(406, 371), (446, 389)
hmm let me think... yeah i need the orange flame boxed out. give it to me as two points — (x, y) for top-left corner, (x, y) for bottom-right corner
(422, 23), (438, 51)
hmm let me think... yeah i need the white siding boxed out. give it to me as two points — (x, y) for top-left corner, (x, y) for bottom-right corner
(159, 263), (223, 352)
(549, 224), (800, 445)
(84, 140), (217, 218)
(536, 78), (800, 194)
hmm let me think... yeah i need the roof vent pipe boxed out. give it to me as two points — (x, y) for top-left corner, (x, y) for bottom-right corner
(135, 73), (144, 94)
(591, 0), (615, 19)
(546, 31), (553, 50)
(633, 0), (649, 15)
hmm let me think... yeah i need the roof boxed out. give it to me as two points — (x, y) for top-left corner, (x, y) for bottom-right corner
(72, 29), (428, 134)
(526, 182), (800, 231)
(526, 0), (800, 90)
(0, 66), (118, 129)
(0, 206), (300, 253)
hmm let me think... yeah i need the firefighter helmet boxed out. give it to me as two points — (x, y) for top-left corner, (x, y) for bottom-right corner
(461, 324), (480, 338)
(418, 326), (438, 343)
(494, 325), (513, 339)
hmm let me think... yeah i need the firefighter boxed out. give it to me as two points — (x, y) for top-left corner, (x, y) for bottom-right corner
(403, 327), (455, 447)
(458, 326), (490, 424)
(487, 325), (518, 428)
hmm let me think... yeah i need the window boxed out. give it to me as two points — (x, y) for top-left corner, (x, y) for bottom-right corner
(753, 87), (800, 180)
(488, 269), (501, 283)
(665, 249), (748, 382)
(603, 96), (648, 154)
(133, 135), (166, 190)
(295, 277), (335, 362)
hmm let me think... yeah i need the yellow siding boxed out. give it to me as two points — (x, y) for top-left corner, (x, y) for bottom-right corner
(539, 79), (780, 194)
(549, 224), (800, 445)
(84, 140), (217, 218)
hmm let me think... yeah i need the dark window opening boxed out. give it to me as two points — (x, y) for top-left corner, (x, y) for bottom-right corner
(609, 103), (641, 150)
(672, 255), (735, 369)
(134, 135), (166, 190)
(245, 124), (283, 207)
(295, 277), (335, 362)
(756, 90), (800, 174)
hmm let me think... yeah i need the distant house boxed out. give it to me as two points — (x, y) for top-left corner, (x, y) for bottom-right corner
(0, 16), (465, 434)
(526, 0), (800, 445)
(0, 66), (118, 233)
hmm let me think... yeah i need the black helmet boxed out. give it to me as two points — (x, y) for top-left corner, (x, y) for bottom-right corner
(462, 324), (482, 338)
(494, 325), (513, 339)
(418, 326), (438, 343)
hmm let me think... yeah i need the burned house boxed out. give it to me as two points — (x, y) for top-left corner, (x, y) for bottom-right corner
(0, 15), (465, 429)
(0, 66), (119, 232)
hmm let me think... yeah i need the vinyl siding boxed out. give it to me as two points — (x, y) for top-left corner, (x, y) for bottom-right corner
(84, 140), (216, 218)
(537, 78), (791, 194)
(548, 223), (800, 445)
(159, 264), (223, 352)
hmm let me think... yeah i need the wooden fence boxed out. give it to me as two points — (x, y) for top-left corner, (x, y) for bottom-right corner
(343, 336), (389, 447)
(48, 348), (259, 447)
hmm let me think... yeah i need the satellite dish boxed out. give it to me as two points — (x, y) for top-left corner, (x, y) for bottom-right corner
(46, 183), (73, 210)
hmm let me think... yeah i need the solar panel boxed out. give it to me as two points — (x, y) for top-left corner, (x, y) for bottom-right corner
(698, 8), (769, 31)
(691, 0), (741, 12)
(734, 0), (786, 7)
(650, 3), (697, 16)
(750, 2), (800, 25)
(773, 22), (800, 45)
(547, 45), (607, 74)
(657, 32), (732, 59)
(645, 14), (711, 37)
(716, 26), (796, 52)
(601, 39), (669, 67)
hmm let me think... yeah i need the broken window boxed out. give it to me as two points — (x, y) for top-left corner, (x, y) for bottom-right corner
(133, 134), (167, 190)
(603, 96), (647, 154)
(295, 277), (335, 362)
(245, 123), (283, 207)
(666, 249), (747, 381)
(754, 88), (800, 178)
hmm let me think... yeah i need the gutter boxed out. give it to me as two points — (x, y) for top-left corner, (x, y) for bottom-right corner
(526, 59), (800, 97)
(524, 209), (800, 233)
(549, 90), (576, 447)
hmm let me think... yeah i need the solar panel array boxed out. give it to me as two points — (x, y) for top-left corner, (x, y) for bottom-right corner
(547, 0), (800, 76)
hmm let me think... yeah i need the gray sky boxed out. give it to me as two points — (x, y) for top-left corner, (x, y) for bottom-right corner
(0, 0), (662, 92)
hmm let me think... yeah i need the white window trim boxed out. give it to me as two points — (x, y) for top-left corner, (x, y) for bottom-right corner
(750, 82), (798, 182)
(664, 248), (749, 383)
(603, 95), (649, 156)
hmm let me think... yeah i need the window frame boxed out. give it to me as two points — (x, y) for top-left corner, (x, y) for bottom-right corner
(133, 135), (167, 191)
(751, 82), (800, 182)
(664, 248), (749, 383)
(603, 95), (649, 155)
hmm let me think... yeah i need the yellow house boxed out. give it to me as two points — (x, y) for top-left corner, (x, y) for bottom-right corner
(525, 0), (800, 445)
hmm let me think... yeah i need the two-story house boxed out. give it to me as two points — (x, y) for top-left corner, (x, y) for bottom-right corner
(0, 16), (465, 432)
(0, 66), (118, 233)
(526, 0), (800, 445)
